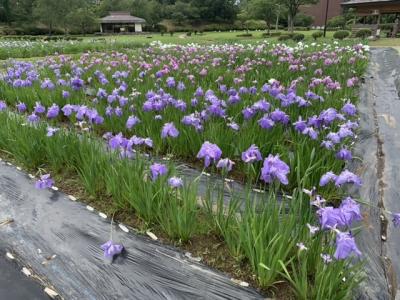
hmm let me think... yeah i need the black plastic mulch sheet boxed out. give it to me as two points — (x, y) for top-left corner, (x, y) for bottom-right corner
(0, 162), (263, 300)
(0, 248), (47, 300)
(351, 47), (400, 299)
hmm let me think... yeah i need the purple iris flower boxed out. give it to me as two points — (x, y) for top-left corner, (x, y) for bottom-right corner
(242, 144), (262, 163)
(336, 148), (352, 160)
(107, 94), (117, 104)
(392, 213), (400, 227)
(260, 154), (290, 185)
(319, 108), (338, 125)
(258, 115), (275, 130)
(302, 127), (319, 140)
(62, 90), (70, 99)
(321, 140), (334, 150)
(242, 107), (256, 120)
(166, 77), (175, 88)
(46, 127), (59, 137)
(70, 77), (84, 91)
(35, 174), (54, 189)
(342, 102), (357, 116)
(334, 232), (362, 260)
(161, 122), (179, 138)
(216, 158), (235, 172)
(270, 109), (289, 124)
(126, 115), (140, 129)
(177, 81), (186, 91)
(335, 170), (362, 187)
(150, 163), (168, 181)
(195, 87), (204, 98)
(197, 141), (222, 168)
(168, 177), (183, 188)
(252, 99), (270, 112)
(16, 102), (27, 113)
(317, 206), (346, 229)
(340, 197), (362, 225)
(294, 117), (307, 132)
(115, 107), (123, 117)
(338, 127), (354, 139)
(27, 113), (39, 123)
(100, 240), (124, 260)
(227, 122), (239, 131)
(0, 101), (6, 111)
(33, 102), (45, 114)
(228, 94), (241, 105)
(191, 98), (199, 107)
(46, 104), (60, 119)
(97, 88), (107, 99)
(319, 171), (338, 186)
(109, 133), (125, 149)
(62, 104), (74, 117)
(326, 132), (341, 144)
(40, 79), (55, 90)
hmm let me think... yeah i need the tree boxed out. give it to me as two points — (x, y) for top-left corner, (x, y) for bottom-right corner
(131, 0), (164, 27)
(67, 7), (97, 34)
(191, 0), (238, 23)
(0, 0), (11, 23)
(281, 0), (318, 32)
(247, 0), (277, 34)
(34, 0), (63, 34)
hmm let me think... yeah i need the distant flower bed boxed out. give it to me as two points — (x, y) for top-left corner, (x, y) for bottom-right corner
(0, 40), (375, 298)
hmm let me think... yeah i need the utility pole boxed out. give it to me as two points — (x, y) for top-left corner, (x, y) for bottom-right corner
(323, 0), (330, 37)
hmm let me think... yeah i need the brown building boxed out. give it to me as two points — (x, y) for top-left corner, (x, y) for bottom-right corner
(100, 12), (146, 34)
(342, 0), (400, 16)
(301, 0), (343, 26)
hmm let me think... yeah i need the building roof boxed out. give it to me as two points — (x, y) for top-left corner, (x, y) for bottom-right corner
(342, 0), (397, 5)
(100, 11), (146, 24)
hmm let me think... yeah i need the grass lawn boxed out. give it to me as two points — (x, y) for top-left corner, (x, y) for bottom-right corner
(83, 30), (335, 44)
(370, 37), (400, 47)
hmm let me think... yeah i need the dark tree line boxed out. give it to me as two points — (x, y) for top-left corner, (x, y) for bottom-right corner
(0, 0), (318, 34)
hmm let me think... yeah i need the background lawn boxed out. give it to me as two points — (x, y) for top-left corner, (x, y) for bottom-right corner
(82, 30), (335, 44)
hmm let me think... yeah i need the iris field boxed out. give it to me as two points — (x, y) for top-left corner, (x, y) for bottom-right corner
(0, 39), (371, 298)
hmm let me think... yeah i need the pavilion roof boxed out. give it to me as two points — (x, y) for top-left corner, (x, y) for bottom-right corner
(100, 12), (146, 24)
(342, 0), (397, 5)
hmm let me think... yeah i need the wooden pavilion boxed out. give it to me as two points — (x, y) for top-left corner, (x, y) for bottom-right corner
(100, 11), (146, 34)
(342, 0), (400, 36)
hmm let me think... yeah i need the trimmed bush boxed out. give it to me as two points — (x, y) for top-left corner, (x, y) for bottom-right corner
(294, 13), (314, 28)
(355, 29), (372, 38)
(327, 16), (346, 29)
(237, 33), (253, 37)
(278, 35), (291, 41)
(312, 31), (324, 40)
(333, 30), (350, 40)
(292, 33), (305, 42)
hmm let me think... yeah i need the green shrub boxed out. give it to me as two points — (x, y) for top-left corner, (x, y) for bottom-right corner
(293, 26), (310, 31)
(292, 33), (305, 41)
(355, 28), (372, 38)
(327, 15), (346, 29)
(262, 31), (282, 38)
(312, 31), (324, 40)
(278, 35), (291, 41)
(236, 33), (253, 37)
(333, 30), (350, 40)
(294, 13), (314, 28)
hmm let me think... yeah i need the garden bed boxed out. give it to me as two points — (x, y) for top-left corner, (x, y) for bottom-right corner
(0, 40), (370, 298)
